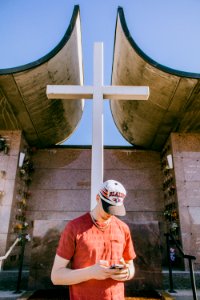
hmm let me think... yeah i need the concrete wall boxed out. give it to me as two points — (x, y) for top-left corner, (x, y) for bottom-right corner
(27, 147), (164, 291)
(2, 134), (169, 290)
(28, 148), (163, 222)
(1, 130), (200, 291)
(0, 131), (21, 257)
(0, 130), (33, 270)
(171, 133), (200, 270)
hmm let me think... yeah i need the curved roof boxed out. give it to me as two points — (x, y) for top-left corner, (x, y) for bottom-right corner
(0, 5), (84, 147)
(111, 7), (200, 151)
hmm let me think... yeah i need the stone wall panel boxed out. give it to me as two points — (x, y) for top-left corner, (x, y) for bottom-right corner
(171, 133), (200, 269)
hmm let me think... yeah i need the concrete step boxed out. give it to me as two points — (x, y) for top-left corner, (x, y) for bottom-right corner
(0, 270), (199, 299)
(167, 289), (200, 300)
(0, 290), (199, 300)
(162, 270), (200, 290)
(0, 270), (29, 291)
(0, 289), (170, 300)
(0, 291), (26, 300)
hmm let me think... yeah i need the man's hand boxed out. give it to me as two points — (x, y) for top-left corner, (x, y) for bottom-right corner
(110, 258), (132, 282)
(110, 267), (129, 281)
(90, 260), (111, 280)
(90, 259), (130, 282)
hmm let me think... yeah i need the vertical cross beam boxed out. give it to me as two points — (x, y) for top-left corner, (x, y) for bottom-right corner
(91, 43), (104, 210)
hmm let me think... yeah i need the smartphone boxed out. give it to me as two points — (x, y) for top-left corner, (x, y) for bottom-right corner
(110, 264), (124, 269)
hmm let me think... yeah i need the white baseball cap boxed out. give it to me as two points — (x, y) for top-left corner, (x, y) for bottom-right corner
(98, 180), (126, 216)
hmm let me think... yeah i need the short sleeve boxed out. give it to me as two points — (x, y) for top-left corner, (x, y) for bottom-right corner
(56, 221), (76, 260)
(123, 226), (136, 261)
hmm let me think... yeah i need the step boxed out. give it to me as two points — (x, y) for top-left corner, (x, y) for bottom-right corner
(167, 289), (200, 300)
(0, 291), (26, 300)
(162, 270), (200, 290)
(2, 290), (199, 300)
(15, 290), (173, 300)
(0, 270), (199, 299)
(0, 270), (29, 291)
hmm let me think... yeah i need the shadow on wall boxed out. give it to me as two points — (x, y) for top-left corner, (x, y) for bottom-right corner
(28, 228), (65, 290)
(125, 221), (162, 295)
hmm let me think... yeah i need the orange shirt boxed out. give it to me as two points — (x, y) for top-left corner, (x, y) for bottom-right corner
(57, 213), (136, 300)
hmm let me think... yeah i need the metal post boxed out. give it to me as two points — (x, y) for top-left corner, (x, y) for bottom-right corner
(14, 237), (26, 293)
(188, 257), (198, 300)
(165, 233), (176, 293)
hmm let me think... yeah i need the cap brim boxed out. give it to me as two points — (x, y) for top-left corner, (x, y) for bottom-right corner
(101, 199), (126, 216)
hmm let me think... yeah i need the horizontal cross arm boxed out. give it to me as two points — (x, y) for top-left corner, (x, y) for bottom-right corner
(46, 85), (94, 99)
(46, 85), (150, 101)
(102, 86), (149, 100)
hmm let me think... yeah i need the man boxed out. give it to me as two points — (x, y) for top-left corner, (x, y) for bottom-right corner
(51, 179), (136, 300)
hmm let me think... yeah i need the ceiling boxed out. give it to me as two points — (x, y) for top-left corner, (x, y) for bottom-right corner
(111, 7), (200, 151)
(0, 6), (84, 148)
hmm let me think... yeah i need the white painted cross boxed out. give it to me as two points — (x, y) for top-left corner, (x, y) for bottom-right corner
(47, 42), (149, 210)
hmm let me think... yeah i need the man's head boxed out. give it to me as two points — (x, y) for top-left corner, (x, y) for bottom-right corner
(98, 180), (126, 216)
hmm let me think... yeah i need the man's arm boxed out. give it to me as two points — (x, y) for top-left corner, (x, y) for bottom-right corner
(51, 254), (116, 285)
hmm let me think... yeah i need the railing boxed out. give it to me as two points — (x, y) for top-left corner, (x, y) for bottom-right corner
(0, 234), (29, 293)
(165, 232), (198, 300)
(0, 237), (21, 271)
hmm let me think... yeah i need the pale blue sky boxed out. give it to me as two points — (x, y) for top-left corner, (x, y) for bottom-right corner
(0, 0), (199, 146)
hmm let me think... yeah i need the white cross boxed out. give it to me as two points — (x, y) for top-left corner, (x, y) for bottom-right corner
(47, 42), (149, 210)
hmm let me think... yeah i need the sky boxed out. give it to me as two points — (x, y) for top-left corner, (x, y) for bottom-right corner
(0, 0), (200, 146)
